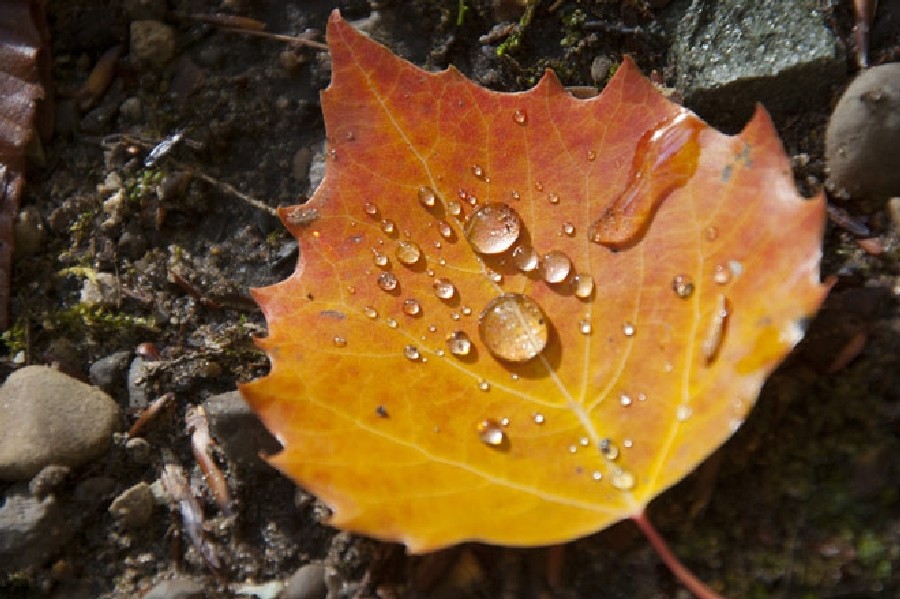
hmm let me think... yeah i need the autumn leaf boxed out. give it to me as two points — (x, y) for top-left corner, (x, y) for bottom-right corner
(241, 11), (827, 553)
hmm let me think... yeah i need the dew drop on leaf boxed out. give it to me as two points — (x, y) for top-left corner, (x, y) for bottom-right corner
(513, 109), (527, 125)
(377, 271), (398, 292)
(548, 192), (560, 205)
(713, 263), (731, 285)
(402, 298), (421, 316)
(403, 344), (420, 361)
(464, 203), (522, 254)
(333, 336), (347, 348)
(447, 199), (462, 217)
(587, 150), (597, 161)
(541, 250), (572, 284)
(532, 413), (545, 425)
(381, 219), (396, 234)
(437, 220), (453, 239)
(433, 278), (456, 300)
(704, 225), (719, 241)
(446, 330), (473, 356)
(599, 438), (619, 460)
(471, 164), (485, 179)
(478, 379), (491, 392)
(620, 394), (632, 407)
(477, 419), (505, 446)
(676, 405), (693, 421)
(510, 190), (521, 201)
(578, 319), (592, 335)
(610, 469), (636, 491)
(672, 274), (695, 298)
(478, 293), (549, 362)
(386, 317), (398, 329)
(561, 222), (576, 236)
(622, 321), (636, 337)
(364, 202), (379, 217)
(418, 185), (437, 208)
(363, 306), (378, 319)
(592, 471), (603, 481)
(512, 245), (539, 272)
(573, 273), (595, 299)
(372, 249), (389, 267)
(396, 240), (422, 265)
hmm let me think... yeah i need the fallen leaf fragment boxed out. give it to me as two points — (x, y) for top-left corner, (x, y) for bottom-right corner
(241, 10), (828, 553)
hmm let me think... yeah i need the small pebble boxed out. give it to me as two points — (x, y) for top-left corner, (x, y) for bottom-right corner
(109, 482), (154, 529)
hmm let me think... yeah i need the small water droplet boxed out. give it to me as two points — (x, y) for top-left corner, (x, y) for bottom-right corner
(704, 225), (719, 241)
(448, 200), (462, 217)
(433, 278), (456, 300)
(381, 219), (396, 234)
(535, 181), (544, 192)
(561, 222), (576, 236)
(713, 263), (731, 285)
(364, 306), (378, 319)
(676, 405), (692, 421)
(672, 274), (695, 298)
(579, 319), (592, 335)
(499, 417), (510, 427)
(396, 241), (422, 265)
(333, 336), (347, 348)
(638, 393), (647, 401)
(446, 330), (472, 356)
(511, 190), (521, 201)
(372, 249), (389, 267)
(512, 245), (539, 272)
(386, 317), (398, 328)
(347, 285), (356, 295)
(610, 469), (635, 490)
(579, 437), (590, 447)
(437, 220), (453, 239)
(461, 306), (472, 316)
(488, 270), (503, 284)
(402, 298), (421, 316)
(622, 321), (635, 337)
(377, 271), (398, 292)
(364, 202), (379, 217)
(532, 413), (545, 425)
(451, 312), (461, 321)
(428, 324), (437, 333)
(403, 344), (420, 361)
(587, 150), (597, 161)
(464, 203), (522, 254)
(592, 471), (603, 481)
(513, 109), (527, 125)
(573, 273), (595, 299)
(476, 419), (504, 446)
(548, 192), (560, 205)
(623, 438), (633, 448)
(541, 250), (572, 284)
(418, 185), (437, 208)
(599, 438), (619, 460)
(472, 164), (485, 179)
(478, 379), (491, 392)
(568, 445), (578, 454)
(478, 293), (549, 362)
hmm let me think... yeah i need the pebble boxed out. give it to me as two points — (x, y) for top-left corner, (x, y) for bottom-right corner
(204, 391), (282, 472)
(89, 350), (132, 397)
(28, 465), (71, 498)
(0, 366), (121, 481)
(125, 437), (151, 463)
(127, 356), (153, 409)
(109, 482), (155, 529)
(0, 486), (79, 574)
(143, 577), (205, 599)
(129, 20), (176, 70)
(281, 563), (327, 599)
(79, 271), (121, 307)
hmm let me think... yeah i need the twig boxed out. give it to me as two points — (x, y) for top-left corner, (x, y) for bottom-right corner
(128, 392), (173, 437)
(186, 405), (233, 516)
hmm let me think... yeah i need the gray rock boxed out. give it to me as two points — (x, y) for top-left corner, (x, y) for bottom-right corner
(29, 465), (71, 498)
(143, 577), (205, 599)
(89, 350), (132, 396)
(0, 486), (78, 573)
(0, 366), (121, 480)
(130, 20), (176, 70)
(204, 391), (281, 472)
(109, 482), (154, 528)
(280, 563), (327, 599)
(669, 0), (845, 130)
(127, 356), (153, 409)
(825, 63), (900, 200)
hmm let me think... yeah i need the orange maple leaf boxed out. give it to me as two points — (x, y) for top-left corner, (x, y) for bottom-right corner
(241, 11), (827, 553)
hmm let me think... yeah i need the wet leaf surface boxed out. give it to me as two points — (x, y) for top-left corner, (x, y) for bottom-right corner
(242, 10), (828, 552)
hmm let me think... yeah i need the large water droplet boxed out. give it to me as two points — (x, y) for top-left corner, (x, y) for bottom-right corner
(512, 245), (539, 272)
(478, 293), (549, 362)
(403, 345), (420, 361)
(541, 250), (572, 284)
(377, 271), (398, 292)
(573, 273), (595, 299)
(477, 419), (505, 446)
(418, 185), (437, 208)
(464, 203), (522, 254)
(672, 274), (695, 298)
(513, 109), (527, 125)
(610, 469), (635, 490)
(402, 298), (421, 316)
(446, 330), (472, 356)
(396, 241), (422, 265)
(433, 278), (456, 300)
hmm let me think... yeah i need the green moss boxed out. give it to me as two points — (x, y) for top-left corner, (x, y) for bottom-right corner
(46, 303), (158, 338)
(1, 318), (28, 355)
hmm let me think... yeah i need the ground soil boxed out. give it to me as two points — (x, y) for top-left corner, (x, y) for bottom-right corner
(2, 1), (899, 597)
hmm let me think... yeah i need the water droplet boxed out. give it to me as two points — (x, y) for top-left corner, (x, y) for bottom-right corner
(592, 471), (603, 481)
(548, 192), (560, 205)
(437, 220), (453, 239)
(532, 413), (545, 425)
(599, 438), (619, 460)
(433, 240), (441, 249)
(561, 222), (576, 236)
(620, 394), (632, 407)
(377, 271), (398, 292)
(448, 200), (462, 217)
(381, 219), (396, 234)
(587, 150), (597, 161)
(477, 419), (505, 446)
(347, 285), (356, 295)
(472, 164), (485, 179)
(446, 330), (473, 356)
(622, 321), (635, 337)
(579, 437), (590, 447)
(333, 336), (347, 348)
(713, 263), (731, 285)
(511, 190), (521, 201)
(499, 417), (510, 427)
(568, 445), (578, 454)
(623, 438), (633, 448)
(573, 273), (595, 299)
(402, 298), (421, 316)
(433, 278), (456, 299)
(512, 245), (539, 272)
(364, 202), (379, 217)
(428, 324), (437, 333)
(404, 345), (420, 361)
(386, 317), (398, 328)
(704, 225), (719, 241)
(488, 270), (503, 284)
(579, 319), (592, 335)
(364, 306), (378, 319)
(676, 405), (692, 421)
(702, 294), (730, 364)
(478, 379), (491, 392)
(451, 312), (461, 321)
(461, 306), (472, 316)
(541, 250), (572, 284)
(372, 249), (389, 267)
(464, 203), (522, 254)
(610, 469), (635, 490)
(513, 109), (527, 125)
(396, 241), (422, 265)
(478, 293), (549, 362)
(672, 274), (695, 298)
(418, 185), (437, 208)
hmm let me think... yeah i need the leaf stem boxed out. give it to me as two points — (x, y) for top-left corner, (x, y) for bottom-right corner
(632, 511), (724, 599)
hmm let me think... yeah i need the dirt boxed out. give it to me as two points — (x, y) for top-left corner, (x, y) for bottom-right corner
(2, 0), (899, 597)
